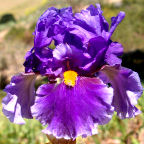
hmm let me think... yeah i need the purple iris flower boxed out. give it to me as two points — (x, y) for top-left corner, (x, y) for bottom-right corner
(2, 4), (143, 140)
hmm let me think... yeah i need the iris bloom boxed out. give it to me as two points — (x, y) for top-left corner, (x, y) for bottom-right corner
(2, 4), (143, 140)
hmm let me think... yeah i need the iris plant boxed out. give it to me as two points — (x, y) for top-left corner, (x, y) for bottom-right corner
(2, 4), (143, 140)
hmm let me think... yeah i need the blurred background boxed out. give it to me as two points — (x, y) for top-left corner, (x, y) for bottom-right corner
(0, 0), (144, 143)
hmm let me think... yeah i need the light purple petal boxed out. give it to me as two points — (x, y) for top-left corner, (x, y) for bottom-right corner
(100, 65), (143, 119)
(32, 77), (113, 139)
(2, 73), (36, 124)
(105, 42), (123, 66)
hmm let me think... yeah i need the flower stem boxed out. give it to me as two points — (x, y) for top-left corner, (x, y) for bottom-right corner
(46, 135), (76, 144)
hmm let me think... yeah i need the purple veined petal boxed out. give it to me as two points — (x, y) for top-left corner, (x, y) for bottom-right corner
(53, 33), (65, 45)
(2, 73), (36, 124)
(100, 65), (143, 119)
(53, 43), (73, 61)
(31, 77), (114, 139)
(105, 42), (123, 66)
(108, 11), (125, 39)
(53, 43), (90, 72)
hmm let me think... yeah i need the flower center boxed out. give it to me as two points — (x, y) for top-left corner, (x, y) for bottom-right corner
(63, 70), (78, 87)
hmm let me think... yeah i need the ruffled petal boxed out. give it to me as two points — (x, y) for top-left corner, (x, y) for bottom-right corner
(105, 42), (123, 66)
(32, 77), (113, 139)
(70, 4), (109, 43)
(100, 65), (143, 119)
(74, 4), (109, 36)
(2, 73), (36, 124)
(34, 7), (73, 48)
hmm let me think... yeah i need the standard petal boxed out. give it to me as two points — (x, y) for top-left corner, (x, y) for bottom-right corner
(74, 4), (109, 36)
(100, 65), (143, 119)
(34, 7), (73, 48)
(69, 4), (110, 43)
(105, 42), (123, 66)
(2, 73), (36, 124)
(32, 77), (113, 139)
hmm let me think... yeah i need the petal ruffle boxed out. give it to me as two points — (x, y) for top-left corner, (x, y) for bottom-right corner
(32, 77), (113, 139)
(100, 65), (143, 119)
(34, 7), (73, 48)
(2, 73), (36, 124)
(105, 42), (123, 66)
(74, 4), (109, 36)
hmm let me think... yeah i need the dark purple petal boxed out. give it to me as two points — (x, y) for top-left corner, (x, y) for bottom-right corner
(69, 25), (96, 44)
(2, 73), (36, 124)
(87, 36), (107, 58)
(63, 32), (83, 48)
(80, 48), (106, 74)
(108, 12), (125, 39)
(100, 65), (143, 119)
(32, 77), (113, 139)
(79, 36), (107, 74)
(35, 47), (53, 62)
(105, 42), (123, 66)
(24, 48), (61, 77)
(24, 51), (41, 73)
